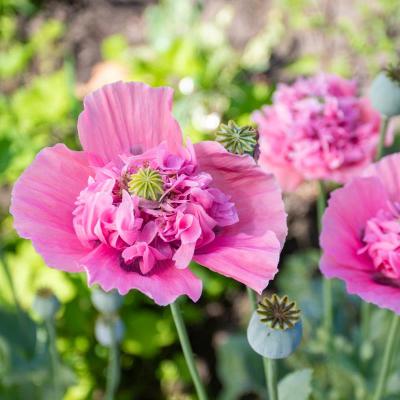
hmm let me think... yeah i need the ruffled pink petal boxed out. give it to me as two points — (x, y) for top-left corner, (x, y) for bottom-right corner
(78, 81), (183, 163)
(194, 231), (281, 293)
(321, 254), (400, 314)
(193, 141), (287, 246)
(363, 153), (400, 203)
(320, 176), (390, 274)
(115, 191), (140, 245)
(82, 244), (202, 305)
(10, 144), (93, 272)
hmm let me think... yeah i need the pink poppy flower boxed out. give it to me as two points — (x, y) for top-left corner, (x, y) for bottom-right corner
(252, 74), (380, 191)
(11, 82), (287, 306)
(320, 153), (400, 313)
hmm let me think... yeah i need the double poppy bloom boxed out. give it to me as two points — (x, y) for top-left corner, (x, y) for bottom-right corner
(253, 74), (380, 191)
(320, 154), (400, 314)
(11, 82), (287, 305)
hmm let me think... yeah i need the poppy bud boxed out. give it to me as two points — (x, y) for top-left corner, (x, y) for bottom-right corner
(216, 120), (258, 156)
(91, 287), (123, 315)
(370, 65), (400, 117)
(32, 288), (60, 321)
(95, 316), (124, 347)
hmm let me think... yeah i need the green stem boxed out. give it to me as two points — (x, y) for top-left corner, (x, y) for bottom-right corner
(0, 250), (21, 311)
(170, 301), (208, 400)
(265, 357), (279, 400)
(246, 286), (258, 310)
(247, 288), (279, 400)
(317, 181), (333, 341)
(46, 319), (61, 400)
(105, 320), (120, 400)
(361, 301), (371, 345)
(375, 116), (390, 161)
(372, 313), (400, 400)
(317, 181), (326, 232)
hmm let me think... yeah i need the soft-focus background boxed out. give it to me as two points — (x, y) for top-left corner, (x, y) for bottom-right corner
(1, 1), (400, 399)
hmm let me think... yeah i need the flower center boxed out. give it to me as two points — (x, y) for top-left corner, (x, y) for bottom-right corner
(359, 204), (400, 280)
(128, 167), (164, 201)
(257, 294), (300, 330)
(73, 144), (239, 275)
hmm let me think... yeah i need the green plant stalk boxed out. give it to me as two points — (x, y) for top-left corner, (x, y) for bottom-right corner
(265, 357), (279, 400)
(247, 288), (279, 400)
(375, 115), (390, 161)
(0, 250), (21, 311)
(362, 115), (391, 344)
(372, 313), (400, 400)
(246, 286), (258, 310)
(46, 319), (61, 400)
(361, 301), (371, 345)
(105, 321), (120, 400)
(317, 181), (333, 342)
(0, 250), (27, 335)
(170, 301), (208, 400)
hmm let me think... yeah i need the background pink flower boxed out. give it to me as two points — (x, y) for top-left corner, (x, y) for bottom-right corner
(253, 73), (381, 191)
(320, 153), (400, 314)
(11, 81), (287, 306)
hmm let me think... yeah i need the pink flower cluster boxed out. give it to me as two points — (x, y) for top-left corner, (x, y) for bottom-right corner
(11, 82), (287, 305)
(253, 74), (380, 191)
(320, 154), (400, 314)
(73, 142), (238, 275)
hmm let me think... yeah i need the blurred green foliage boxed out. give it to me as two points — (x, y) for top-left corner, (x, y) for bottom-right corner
(1, 0), (400, 399)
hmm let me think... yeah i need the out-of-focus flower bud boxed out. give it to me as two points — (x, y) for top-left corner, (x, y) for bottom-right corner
(247, 294), (302, 359)
(216, 120), (258, 156)
(91, 287), (123, 315)
(370, 65), (400, 117)
(32, 288), (60, 321)
(95, 316), (125, 347)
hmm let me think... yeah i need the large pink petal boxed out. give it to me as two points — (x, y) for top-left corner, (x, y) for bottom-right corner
(363, 153), (400, 203)
(10, 144), (93, 272)
(321, 254), (400, 314)
(194, 231), (281, 293)
(82, 244), (202, 305)
(78, 81), (182, 163)
(193, 141), (287, 247)
(320, 176), (390, 274)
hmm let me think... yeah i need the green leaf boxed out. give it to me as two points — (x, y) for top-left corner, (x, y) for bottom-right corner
(278, 369), (313, 400)
(216, 334), (265, 400)
(0, 307), (37, 357)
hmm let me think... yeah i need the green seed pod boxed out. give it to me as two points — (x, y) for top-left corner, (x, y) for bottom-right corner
(32, 288), (60, 321)
(215, 120), (258, 155)
(128, 167), (164, 201)
(91, 287), (123, 315)
(370, 69), (400, 117)
(247, 294), (302, 359)
(95, 316), (125, 347)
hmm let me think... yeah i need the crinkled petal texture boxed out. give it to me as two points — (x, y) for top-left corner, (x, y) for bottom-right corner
(10, 144), (93, 272)
(320, 154), (400, 314)
(82, 244), (202, 305)
(78, 81), (183, 164)
(11, 81), (287, 305)
(193, 142), (287, 293)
